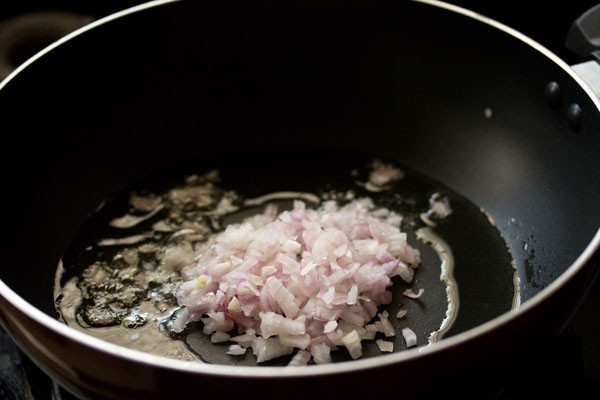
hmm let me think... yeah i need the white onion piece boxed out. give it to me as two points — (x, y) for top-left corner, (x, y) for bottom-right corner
(396, 263), (414, 283)
(229, 329), (256, 347)
(311, 343), (332, 365)
(376, 339), (394, 352)
(252, 337), (294, 363)
(279, 333), (311, 349)
(259, 312), (306, 338)
(376, 311), (396, 337)
(402, 327), (417, 348)
(362, 324), (378, 340)
(323, 320), (338, 334)
(320, 286), (336, 305)
(403, 288), (425, 299)
(201, 311), (234, 335)
(342, 330), (363, 359)
(266, 276), (300, 319)
(226, 344), (247, 355)
(287, 349), (311, 366)
(347, 284), (358, 305)
(211, 331), (231, 343)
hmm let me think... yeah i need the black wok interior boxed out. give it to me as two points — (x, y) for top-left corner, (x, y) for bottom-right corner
(0, 1), (599, 340)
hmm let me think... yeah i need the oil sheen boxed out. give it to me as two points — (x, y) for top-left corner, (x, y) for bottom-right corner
(54, 151), (516, 364)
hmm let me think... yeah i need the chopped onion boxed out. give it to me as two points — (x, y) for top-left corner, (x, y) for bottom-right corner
(211, 331), (231, 343)
(226, 344), (247, 356)
(282, 239), (302, 254)
(287, 350), (311, 366)
(376, 311), (396, 337)
(402, 327), (417, 348)
(376, 339), (394, 352)
(279, 333), (311, 349)
(259, 311), (306, 338)
(342, 330), (363, 359)
(251, 337), (294, 363)
(323, 320), (338, 334)
(311, 343), (332, 365)
(229, 329), (256, 347)
(176, 199), (422, 363)
(403, 288), (425, 299)
(347, 283), (358, 305)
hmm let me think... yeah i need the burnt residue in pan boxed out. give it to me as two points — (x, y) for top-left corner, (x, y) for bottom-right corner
(54, 148), (516, 365)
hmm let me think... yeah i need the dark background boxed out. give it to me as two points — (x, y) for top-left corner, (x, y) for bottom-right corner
(0, 1), (598, 399)
(0, 0), (599, 60)
(0, 0), (599, 65)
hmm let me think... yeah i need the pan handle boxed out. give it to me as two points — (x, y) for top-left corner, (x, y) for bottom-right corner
(567, 4), (600, 98)
(566, 3), (600, 63)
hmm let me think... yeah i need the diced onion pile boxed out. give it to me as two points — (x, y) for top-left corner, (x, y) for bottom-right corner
(173, 198), (421, 364)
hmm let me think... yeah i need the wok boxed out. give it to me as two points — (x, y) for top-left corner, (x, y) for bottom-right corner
(0, 0), (599, 398)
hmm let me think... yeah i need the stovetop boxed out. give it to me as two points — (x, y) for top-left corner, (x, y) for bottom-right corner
(0, 1), (599, 399)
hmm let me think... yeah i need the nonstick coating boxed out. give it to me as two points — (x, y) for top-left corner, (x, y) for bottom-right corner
(0, 1), (599, 398)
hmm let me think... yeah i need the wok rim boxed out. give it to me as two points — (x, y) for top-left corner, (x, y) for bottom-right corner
(0, 0), (599, 379)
